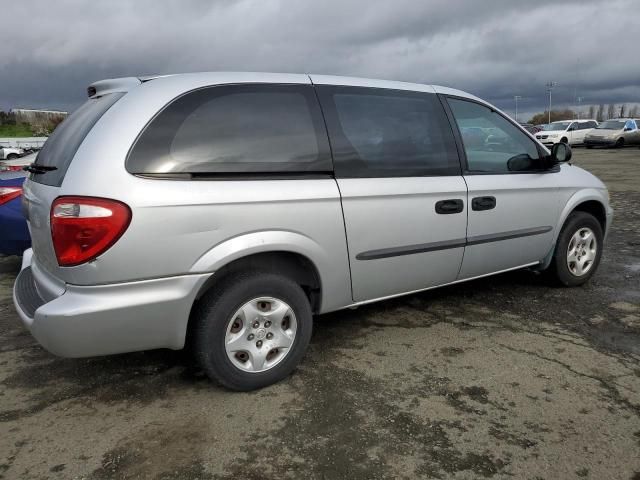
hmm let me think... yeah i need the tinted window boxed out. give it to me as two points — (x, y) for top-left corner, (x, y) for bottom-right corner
(317, 86), (460, 178)
(128, 84), (331, 175)
(30, 93), (123, 186)
(447, 98), (541, 173)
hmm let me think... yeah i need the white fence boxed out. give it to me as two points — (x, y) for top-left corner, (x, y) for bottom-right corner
(0, 137), (48, 149)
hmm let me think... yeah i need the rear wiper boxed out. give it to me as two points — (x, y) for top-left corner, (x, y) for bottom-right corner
(24, 163), (58, 174)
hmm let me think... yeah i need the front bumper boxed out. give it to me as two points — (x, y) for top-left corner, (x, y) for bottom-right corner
(13, 250), (210, 357)
(535, 136), (559, 146)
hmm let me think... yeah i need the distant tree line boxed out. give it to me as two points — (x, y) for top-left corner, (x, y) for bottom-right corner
(528, 104), (639, 124)
(0, 110), (65, 136)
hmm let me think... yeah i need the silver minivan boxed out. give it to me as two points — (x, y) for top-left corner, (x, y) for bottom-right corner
(13, 73), (613, 390)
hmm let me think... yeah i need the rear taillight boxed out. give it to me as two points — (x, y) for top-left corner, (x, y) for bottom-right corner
(51, 196), (131, 267)
(0, 164), (25, 172)
(0, 187), (22, 205)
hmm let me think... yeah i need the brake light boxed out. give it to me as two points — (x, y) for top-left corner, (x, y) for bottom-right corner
(0, 187), (22, 205)
(51, 196), (131, 267)
(6, 165), (25, 171)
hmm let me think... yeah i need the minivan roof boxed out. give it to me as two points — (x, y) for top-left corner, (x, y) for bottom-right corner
(87, 72), (481, 102)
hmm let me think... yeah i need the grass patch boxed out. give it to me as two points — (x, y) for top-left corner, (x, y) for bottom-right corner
(0, 124), (34, 137)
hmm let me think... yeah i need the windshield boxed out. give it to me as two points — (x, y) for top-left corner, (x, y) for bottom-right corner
(596, 121), (625, 130)
(542, 122), (571, 131)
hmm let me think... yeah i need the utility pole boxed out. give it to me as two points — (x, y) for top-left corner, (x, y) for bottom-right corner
(514, 96), (522, 122)
(546, 81), (557, 125)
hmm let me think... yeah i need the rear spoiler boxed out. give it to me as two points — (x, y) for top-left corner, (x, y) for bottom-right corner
(87, 74), (175, 98)
(86, 77), (142, 98)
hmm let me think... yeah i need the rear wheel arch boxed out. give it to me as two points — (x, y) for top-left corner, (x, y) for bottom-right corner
(191, 250), (322, 313)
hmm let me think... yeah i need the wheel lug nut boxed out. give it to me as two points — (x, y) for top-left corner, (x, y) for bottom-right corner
(264, 321), (272, 328)
(253, 321), (260, 328)
(256, 340), (263, 348)
(266, 332), (273, 339)
(247, 334), (254, 340)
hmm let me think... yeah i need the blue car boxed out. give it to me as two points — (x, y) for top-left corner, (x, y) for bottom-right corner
(0, 170), (30, 255)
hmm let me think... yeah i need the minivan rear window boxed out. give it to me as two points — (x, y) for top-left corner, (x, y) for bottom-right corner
(30, 93), (124, 186)
(127, 84), (332, 176)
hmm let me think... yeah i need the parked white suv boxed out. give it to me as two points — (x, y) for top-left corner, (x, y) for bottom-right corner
(535, 120), (598, 146)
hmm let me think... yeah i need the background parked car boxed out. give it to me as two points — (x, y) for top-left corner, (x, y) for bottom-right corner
(584, 119), (640, 148)
(0, 152), (37, 172)
(0, 146), (25, 160)
(0, 169), (30, 256)
(519, 123), (541, 134)
(535, 119), (598, 147)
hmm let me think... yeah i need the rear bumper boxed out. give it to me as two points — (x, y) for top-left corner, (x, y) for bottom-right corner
(13, 250), (210, 357)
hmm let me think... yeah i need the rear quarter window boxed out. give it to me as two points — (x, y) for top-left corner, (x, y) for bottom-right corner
(30, 93), (124, 186)
(127, 84), (332, 176)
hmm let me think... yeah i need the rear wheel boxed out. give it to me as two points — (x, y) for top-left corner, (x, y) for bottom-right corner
(193, 271), (313, 391)
(586, 145), (593, 149)
(549, 211), (603, 287)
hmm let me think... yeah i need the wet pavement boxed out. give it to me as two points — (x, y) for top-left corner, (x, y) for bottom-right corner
(1, 148), (639, 479)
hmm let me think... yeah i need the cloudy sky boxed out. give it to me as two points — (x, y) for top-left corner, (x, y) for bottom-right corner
(1, 0), (638, 121)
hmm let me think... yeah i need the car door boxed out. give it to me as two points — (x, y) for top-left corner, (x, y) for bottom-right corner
(566, 122), (580, 144)
(443, 96), (561, 279)
(315, 83), (467, 302)
(624, 120), (640, 145)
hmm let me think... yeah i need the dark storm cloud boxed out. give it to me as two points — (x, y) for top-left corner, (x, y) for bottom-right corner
(1, 0), (638, 119)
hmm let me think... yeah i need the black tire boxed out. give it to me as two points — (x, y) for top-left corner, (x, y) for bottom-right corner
(615, 138), (624, 148)
(586, 145), (593, 149)
(6, 153), (18, 160)
(193, 271), (313, 391)
(549, 211), (603, 287)
(560, 137), (568, 144)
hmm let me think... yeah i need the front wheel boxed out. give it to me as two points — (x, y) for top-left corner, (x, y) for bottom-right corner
(549, 212), (603, 287)
(615, 138), (625, 148)
(6, 153), (18, 160)
(193, 271), (313, 391)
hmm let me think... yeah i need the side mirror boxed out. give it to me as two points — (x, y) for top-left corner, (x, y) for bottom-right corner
(550, 142), (572, 165)
(624, 127), (632, 131)
(567, 127), (575, 131)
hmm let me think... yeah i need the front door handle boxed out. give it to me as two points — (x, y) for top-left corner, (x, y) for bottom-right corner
(435, 199), (464, 214)
(472, 196), (496, 211)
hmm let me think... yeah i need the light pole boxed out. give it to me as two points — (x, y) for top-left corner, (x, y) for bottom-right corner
(546, 81), (557, 125)
(577, 96), (584, 119)
(514, 95), (522, 122)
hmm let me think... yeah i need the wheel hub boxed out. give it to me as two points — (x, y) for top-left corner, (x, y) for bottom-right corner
(224, 297), (298, 373)
(566, 227), (597, 277)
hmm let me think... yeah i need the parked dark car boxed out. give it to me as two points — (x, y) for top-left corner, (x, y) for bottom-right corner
(0, 170), (30, 256)
(520, 123), (542, 135)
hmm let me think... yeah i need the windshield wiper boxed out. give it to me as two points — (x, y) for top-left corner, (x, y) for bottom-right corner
(24, 163), (58, 174)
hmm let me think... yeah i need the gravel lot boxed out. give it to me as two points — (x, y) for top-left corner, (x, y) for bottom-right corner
(1, 148), (639, 480)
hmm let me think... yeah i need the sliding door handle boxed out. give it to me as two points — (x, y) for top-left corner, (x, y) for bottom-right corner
(435, 199), (464, 214)
(472, 196), (496, 211)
